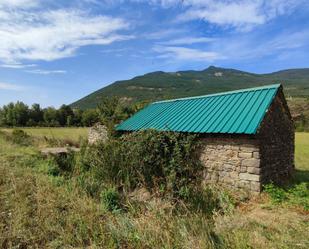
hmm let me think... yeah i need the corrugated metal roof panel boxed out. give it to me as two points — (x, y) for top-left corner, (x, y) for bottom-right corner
(116, 84), (281, 134)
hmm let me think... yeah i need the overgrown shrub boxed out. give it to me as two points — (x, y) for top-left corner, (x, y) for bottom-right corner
(46, 152), (76, 177)
(11, 129), (31, 146)
(78, 130), (203, 199)
(100, 187), (122, 212)
(264, 183), (287, 204)
(264, 182), (309, 210)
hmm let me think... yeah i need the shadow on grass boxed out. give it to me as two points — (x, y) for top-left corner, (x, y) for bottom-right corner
(293, 169), (309, 185)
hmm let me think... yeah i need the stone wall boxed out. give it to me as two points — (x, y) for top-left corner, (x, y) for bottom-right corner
(88, 124), (108, 145)
(199, 137), (261, 192)
(257, 89), (295, 185)
(199, 88), (294, 193)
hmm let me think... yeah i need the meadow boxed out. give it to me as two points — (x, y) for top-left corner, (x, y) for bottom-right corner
(0, 127), (88, 142)
(295, 132), (309, 170)
(0, 129), (308, 248)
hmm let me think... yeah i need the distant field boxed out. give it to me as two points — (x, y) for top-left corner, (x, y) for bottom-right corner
(295, 132), (309, 171)
(0, 127), (88, 142)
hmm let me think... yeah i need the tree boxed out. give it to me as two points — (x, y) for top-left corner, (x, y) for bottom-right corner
(29, 103), (43, 125)
(58, 104), (74, 126)
(14, 102), (29, 126)
(43, 107), (59, 126)
(81, 109), (99, 127)
(0, 107), (4, 126)
(2, 103), (15, 126)
(1, 102), (30, 126)
(72, 109), (83, 126)
(97, 97), (140, 134)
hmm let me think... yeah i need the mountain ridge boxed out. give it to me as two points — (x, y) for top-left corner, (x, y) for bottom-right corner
(71, 66), (309, 109)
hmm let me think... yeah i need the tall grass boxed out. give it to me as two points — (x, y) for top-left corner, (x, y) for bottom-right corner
(0, 131), (308, 248)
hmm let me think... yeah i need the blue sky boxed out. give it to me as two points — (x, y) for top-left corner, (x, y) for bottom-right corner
(0, 0), (309, 107)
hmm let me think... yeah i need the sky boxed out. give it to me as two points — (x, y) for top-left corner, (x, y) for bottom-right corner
(0, 0), (309, 107)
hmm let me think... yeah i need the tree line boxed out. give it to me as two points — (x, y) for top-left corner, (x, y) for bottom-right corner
(0, 97), (145, 128)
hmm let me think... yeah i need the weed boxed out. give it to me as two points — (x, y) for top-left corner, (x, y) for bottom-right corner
(100, 187), (122, 212)
(264, 183), (287, 204)
(264, 182), (309, 210)
(11, 129), (31, 146)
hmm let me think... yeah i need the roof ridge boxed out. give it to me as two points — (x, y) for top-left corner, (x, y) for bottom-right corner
(153, 84), (281, 104)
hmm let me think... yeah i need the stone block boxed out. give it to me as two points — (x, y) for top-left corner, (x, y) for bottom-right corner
(230, 145), (240, 150)
(238, 152), (253, 158)
(253, 152), (260, 159)
(211, 173), (219, 182)
(219, 171), (228, 177)
(240, 166), (247, 173)
(204, 173), (211, 180)
(238, 180), (250, 188)
(239, 173), (260, 182)
(241, 158), (260, 168)
(240, 145), (257, 152)
(247, 167), (260, 174)
(223, 163), (233, 170)
(223, 177), (233, 183)
(250, 182), (261, 192)
(229, 171), (238, 179)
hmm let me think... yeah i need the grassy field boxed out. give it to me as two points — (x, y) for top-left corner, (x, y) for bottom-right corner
(0, 130), (308, 248)
(295, 133), (309, 171)
(0, 127), (88, 142)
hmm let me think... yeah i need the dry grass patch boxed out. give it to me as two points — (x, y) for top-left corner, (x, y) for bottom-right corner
(215, 195), (309, 249)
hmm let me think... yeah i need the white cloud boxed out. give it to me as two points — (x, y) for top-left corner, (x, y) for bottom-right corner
(147, 28), (188, 39)
(24, 69), (67, 75)
(0, 82), (24, 91)
(176, 0), (307, 31)
(0, 5), (132, 63)
(160, 37), (215, 45)
(0, 63), (36, 69)
(178, 1), (265, 31)
(123, 0), (306, 31)
(207, 29), (309, 62)
(154, 45), (222, 61)
(0, 0), (39, 8)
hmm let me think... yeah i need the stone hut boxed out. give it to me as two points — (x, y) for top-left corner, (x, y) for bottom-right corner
(116, 84), (294, 193)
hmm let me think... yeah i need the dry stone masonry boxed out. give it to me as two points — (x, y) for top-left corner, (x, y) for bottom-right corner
(200, 137), (262, 192)
(199, 90), (294, 193)
(88, 124), (108, 144)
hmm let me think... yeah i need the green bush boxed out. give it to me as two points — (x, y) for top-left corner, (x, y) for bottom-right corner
(264, 182), (309, 210)
(79, 130), (202, 199)
(288, 183), (309, 210)
(11, 129), (31, 146)
(100, 187), (122, 212)
(75, 130), (236, 215)
(47, 159), (61, 176)
(264, 183), (287, 204)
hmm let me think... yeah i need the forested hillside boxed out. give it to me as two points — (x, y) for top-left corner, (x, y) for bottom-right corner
(71, 66), (309, 109)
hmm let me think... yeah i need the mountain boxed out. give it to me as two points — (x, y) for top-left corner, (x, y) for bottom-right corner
(71, 66), (309, 109)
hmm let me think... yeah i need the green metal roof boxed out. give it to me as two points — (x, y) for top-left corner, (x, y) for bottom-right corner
(116, 84), (281, 134)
